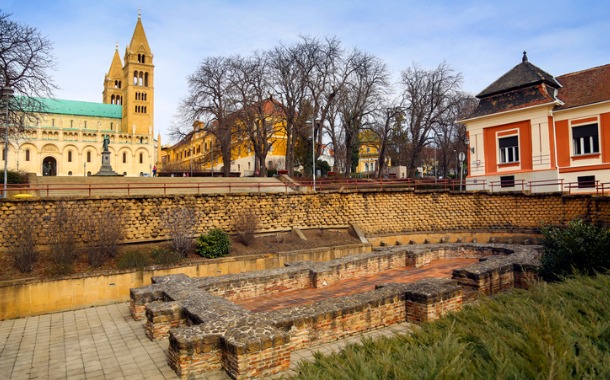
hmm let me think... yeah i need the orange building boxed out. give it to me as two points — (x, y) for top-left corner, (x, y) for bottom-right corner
(462, 52), (610, 193)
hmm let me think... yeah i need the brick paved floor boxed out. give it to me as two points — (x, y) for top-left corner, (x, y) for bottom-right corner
(235, 258), (478, 312)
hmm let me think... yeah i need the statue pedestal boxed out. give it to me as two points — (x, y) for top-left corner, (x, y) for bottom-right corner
(94, 151), (122, 176)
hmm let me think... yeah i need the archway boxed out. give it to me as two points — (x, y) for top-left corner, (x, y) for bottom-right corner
(42, 156), (57, 176)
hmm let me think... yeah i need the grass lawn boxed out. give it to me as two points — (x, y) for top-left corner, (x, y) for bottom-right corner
(292, 274), (610, 379)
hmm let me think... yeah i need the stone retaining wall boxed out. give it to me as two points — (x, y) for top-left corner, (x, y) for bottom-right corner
(1, 190), (608, 250)
(130, 244), (540, 379)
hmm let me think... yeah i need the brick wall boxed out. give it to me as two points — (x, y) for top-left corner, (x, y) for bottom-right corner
(1, 190), (608, 250)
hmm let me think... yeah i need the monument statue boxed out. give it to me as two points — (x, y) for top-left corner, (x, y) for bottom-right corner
(102, 135), (110, 152)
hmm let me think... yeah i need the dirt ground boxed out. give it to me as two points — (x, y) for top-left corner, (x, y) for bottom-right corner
(0, 229), (361, 282)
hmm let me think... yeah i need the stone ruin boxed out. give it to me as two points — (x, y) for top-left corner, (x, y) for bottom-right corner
(130, 243), (541, 379)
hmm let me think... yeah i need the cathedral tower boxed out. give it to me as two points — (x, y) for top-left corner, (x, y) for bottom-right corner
(121, 11), (154, 137)
(102, 44), (124, 106)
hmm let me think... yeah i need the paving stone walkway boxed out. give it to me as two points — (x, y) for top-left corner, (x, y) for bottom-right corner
(0, 303), (414, 380)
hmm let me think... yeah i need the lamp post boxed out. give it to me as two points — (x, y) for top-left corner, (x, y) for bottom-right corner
(189, 147), (193, 177)
(2, 86), (14, 199)
(306, 117), (317, 192)
(433, 133), (441, 185)
(311, 115), (316, 192)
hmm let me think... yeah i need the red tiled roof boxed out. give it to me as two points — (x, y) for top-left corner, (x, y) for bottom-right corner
(556, 63), (610, 110)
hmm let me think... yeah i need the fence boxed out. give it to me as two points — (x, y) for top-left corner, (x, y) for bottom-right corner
(1, 177), (609, 198)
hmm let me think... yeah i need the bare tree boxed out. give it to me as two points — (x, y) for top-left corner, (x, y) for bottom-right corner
(337, 50), (390, 177)
(182, 56), (239, 177)
(268, 40), (314, 175)
(231, 54), (284, 177)
(433, 93), (477, 178)
(399, 62), (463, 177)
(370, 105), (404, 178)
(0, 12), (56, 125)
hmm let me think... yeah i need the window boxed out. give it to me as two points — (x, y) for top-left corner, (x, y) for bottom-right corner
(67, 150), (72, 162)
(87, 151), (91, 163)
(139, 153), (143, 164)
(25, 149), (30, 161)
(84, 121), (87, 129)
(500, 175), (515, 188)
(499, 135), (519, 163)
(572, 124), (599, 155)
(110, 122), (114, 131)
(123, 152), (127, 163)
(1, 147), (5, 161)
(577, 175), (595, 189)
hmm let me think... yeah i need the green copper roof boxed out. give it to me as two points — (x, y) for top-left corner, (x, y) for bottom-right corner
(26, 97), (122, 118)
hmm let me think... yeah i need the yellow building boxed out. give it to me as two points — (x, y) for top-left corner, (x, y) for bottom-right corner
(1, 12), (156, 177)
(356, 130), (381, 174)
(162, 98), (288, 176)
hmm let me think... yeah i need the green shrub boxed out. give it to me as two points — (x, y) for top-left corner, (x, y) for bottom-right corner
(540, 219), (610, 281)
(117, 251), (150, 270)
(196, 229), (230, 258)
(0, 170), (28, 184)
(150, 247), (182, 265)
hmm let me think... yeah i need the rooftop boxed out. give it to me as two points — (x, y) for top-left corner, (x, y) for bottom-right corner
(21, 97), (122, 118)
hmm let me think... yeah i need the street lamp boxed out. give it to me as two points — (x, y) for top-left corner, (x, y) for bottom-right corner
(189, 147), (193, 177)
(434, 133), (441, 185)
(2, 86), (14, 199)
(306, 117), (317, 192)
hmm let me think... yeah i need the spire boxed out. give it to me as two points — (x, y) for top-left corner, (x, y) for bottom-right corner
(522, 51), (528, 62)
(126, 10), (152, 58)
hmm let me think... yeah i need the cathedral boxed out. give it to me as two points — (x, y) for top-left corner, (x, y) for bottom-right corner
(1, 12), (156, 177)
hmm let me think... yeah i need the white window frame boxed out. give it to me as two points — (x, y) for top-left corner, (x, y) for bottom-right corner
(572, 123), (599, 156)
(498, 135), (519, 164)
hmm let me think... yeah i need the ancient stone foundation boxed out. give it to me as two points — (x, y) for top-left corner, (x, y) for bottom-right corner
(130, 243), (540, 379)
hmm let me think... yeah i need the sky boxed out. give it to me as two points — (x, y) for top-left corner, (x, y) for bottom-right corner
(2, 0), (609, 144)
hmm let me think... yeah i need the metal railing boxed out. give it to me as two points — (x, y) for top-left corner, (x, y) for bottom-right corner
(0, 180), (299, 198)
(1, 177), (609, 199)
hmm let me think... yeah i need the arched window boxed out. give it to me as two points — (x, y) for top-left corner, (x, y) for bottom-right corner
(138, 72), (143, 86)
(114, 80), (119, 88)
(87, 151), (91, 163)
(25, 149), (30, 161)
(139, 153), (143, 164)
(68, 171), (72, 176)
(144, 72), (149, 87)
(133, 71), (138, 85)
(67, 150), (72, 162)
(110, 122), (113, 131)
(139, 137), (143, 144)
(122, 152), (127, 163)
(111, 95), (115, 104)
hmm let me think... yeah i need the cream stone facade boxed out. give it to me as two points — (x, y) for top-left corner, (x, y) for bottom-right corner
(0, 13), (156, 177)
(463, 53), (610, 193)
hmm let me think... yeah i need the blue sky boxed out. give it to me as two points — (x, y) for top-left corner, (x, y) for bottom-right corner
(2, 0), (609, 142)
